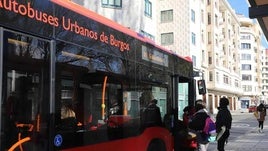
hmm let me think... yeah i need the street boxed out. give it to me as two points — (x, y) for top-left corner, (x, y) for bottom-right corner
(208, 111), (268, 151)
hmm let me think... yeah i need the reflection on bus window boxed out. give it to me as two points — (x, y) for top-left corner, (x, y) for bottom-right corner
(56, 72), (168, 133)
(2, 30), (50, 151)
(125, 87), (167, 120)
(55, 43), (170, 147)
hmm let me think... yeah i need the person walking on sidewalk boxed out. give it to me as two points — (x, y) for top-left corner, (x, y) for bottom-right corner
(216, 97), (232, 151)
(256, 103), (266, 133)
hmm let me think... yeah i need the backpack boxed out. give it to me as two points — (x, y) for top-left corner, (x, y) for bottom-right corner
(203, 116), (216, 142)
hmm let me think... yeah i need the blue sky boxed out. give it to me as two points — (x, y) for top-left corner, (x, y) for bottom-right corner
(228, 0), (249, 16)
(228, 0), (268, 48)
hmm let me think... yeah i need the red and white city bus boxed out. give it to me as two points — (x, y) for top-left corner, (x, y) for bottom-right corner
(0, 0), (196, 150)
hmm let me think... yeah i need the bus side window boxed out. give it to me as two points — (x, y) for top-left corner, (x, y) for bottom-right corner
(60, 101), (78, 131)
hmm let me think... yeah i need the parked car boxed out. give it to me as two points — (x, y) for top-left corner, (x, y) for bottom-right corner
(248, 105), (257, 113)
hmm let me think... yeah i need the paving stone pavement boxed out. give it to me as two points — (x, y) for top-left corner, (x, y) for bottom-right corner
(207, 112), (268, 151)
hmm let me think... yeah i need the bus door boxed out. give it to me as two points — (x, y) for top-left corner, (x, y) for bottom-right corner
(171, 75), (193, 120)
(0, 29), (51, 151)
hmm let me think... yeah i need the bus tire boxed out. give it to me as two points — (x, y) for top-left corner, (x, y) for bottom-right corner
(147, 139), (166, 151)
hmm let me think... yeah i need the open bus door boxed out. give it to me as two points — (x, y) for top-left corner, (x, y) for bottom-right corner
(171, 75), (197, 151)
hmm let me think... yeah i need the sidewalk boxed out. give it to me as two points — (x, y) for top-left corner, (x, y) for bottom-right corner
(208, 111), (268, 151)
(230, 110), (249, 115)
(209, 127), (268, 151)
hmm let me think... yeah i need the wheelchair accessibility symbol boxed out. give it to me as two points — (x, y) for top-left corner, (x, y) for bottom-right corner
(54, 134), (63, 147)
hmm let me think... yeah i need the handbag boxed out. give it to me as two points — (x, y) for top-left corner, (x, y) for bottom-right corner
(216, 126), (226, 141)
(254, 111), (259, 118)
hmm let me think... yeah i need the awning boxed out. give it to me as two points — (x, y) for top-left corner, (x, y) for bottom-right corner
(248, 0), (268, 40)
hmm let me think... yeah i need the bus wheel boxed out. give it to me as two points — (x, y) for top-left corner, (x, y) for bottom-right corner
(147, 139), (166, 151)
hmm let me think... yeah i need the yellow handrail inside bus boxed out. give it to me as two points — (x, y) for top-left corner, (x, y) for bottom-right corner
(16, 123), (34, 132)
(36, 114), (40, 132)
(9, 123), (34, 151)
(8, 137), (31, 151)
(123, 101), (128, 115)
(101, 76), (108, 120)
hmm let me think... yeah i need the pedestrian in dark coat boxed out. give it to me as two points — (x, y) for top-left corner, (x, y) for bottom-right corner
(256, 103), (266, 133)
(216, 97), (232, 151)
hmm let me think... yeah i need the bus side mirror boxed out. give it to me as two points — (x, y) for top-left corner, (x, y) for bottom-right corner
(197, 80), (206, 94)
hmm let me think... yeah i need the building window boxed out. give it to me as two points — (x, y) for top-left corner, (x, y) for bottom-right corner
(242, 74), (252, 81)
(102, 0), (122, 8)
(161, 10), (173, 23)
(243, 85), (252, 92)
(161, 33), (174, 45)
(202, 50), (205, 63)
(241, 43), (251, 49)
(241, 54), (251, 60)
(201, 32), (204, 43)
(201, 9), (204, 23)
(145, 0), (152, 17)
(215, 14), (218, 26)
(216, 72), (219, 83)
(192, 55), (197, 67)
(208, 13), (211, 25)
(241, 35), (251, 40)
(208, 32), (211, 44)
(223, 75), (229, 84)
(215, 34), (218, 46)
(209, 71), (213, 81)
(222, 28), (225, 38)
(235, 79), (239, 87)
(191, 9), (195, 22)
(242, 64), (251, 70)
(140, 30), (155, 41)
(208, 52), (212, 64)
(191, 32), (196, 45)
